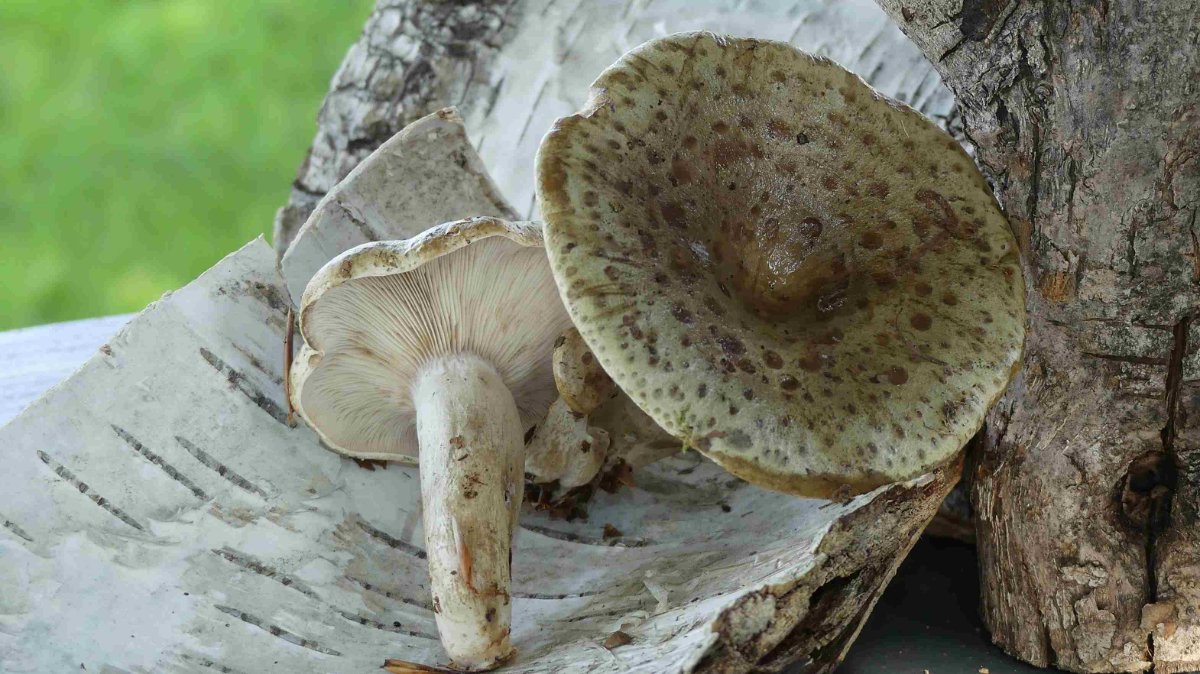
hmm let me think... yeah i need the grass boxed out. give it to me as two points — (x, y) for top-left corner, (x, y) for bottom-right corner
(0, 0), (373, 330)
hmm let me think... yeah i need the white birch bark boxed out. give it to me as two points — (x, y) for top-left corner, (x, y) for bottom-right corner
(0, 236), (956, 672)
(273, 0), (957, 254)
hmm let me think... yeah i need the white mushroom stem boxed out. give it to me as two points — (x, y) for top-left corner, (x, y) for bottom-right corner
(412, 353), (523, 671)
(525, 398), (611, 488)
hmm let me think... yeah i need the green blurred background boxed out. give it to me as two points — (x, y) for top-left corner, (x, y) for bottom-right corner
(0, 0), (373, 330)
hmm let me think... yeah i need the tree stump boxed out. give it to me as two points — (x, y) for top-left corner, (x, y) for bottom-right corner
(874, 1), (1200, 671)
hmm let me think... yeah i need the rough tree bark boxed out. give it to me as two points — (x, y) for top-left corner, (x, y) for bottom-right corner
(873, 1), (1200, 672)
(272, 1), (516, 254)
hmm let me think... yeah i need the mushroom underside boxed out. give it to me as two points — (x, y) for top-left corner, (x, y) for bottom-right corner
(290, 220), (574, 670)
(293, 233), (567, 462)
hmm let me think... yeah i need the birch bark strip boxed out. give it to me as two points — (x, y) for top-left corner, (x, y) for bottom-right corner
(0, 237), (957, 673)
(273, 0), (957, 254)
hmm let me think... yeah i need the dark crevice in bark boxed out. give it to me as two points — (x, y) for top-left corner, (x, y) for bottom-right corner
(1109, 314), (1190, 668)
(1162, 316), (1190, 459)
(1187, 209), (1200, 285)
(1140, 314), (1190, 669)
(1042, 621), (1058, 669)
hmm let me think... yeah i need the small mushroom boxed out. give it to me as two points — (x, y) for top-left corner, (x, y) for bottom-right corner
(524, 399), (611, 488)
(290, 217), (572, 670)
(537, 33), (1025, 498)
(525, 328), (615, 488)
(553, 327), (614, 414)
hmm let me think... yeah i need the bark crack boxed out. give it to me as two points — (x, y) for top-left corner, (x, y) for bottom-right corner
(1145, 314), (1191, 670)
(1188, 209), (1200, 284)
(1162, 315), (1190, 455)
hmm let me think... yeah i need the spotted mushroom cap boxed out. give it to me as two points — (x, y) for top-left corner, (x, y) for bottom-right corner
(291, 216), (572, 462)
(536, 33), (1025, 498)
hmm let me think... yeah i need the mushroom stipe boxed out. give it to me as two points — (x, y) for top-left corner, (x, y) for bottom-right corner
(290, 217), (572, 670)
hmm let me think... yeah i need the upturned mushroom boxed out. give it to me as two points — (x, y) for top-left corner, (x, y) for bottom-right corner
(537, 32), (1025, 497)
(289, 217), (571, 670)
(525, 328), (615, 488)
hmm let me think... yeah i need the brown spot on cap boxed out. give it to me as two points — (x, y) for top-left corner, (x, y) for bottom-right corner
(717, 335), (745, 356)
(872, 271), (897, 287)
(670, 304), (694, 324)
(798, 353), (821, 372)
(801, 217), (824, 241)
(671, 158), (694, 185)
(660, 201), (687, 229)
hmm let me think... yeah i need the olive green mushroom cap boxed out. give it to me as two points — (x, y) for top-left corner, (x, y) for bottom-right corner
(291, 216), (570, 462)
(536, 32), (1025, 498)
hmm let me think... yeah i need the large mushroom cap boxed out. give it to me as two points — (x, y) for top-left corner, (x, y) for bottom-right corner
(537, 32), (1025, 497)
(291, 216), (570, 462)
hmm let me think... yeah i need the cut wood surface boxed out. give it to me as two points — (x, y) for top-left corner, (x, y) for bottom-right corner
(874, 1), (1200, 672)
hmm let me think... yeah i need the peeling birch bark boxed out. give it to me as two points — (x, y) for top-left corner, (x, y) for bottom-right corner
(0, 238), (958, 672)
(279, 107), (515, 302)
(873, 1), (1200, 671)
(273, 0), (957, 254)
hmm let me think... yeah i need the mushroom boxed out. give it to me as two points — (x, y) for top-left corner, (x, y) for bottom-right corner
(552, 327), (615, 415)
(536, 32), (1025, 498)
(524, 399), (610, 489)
(525, 328), (616, 488)
(289, 216), (571, 670)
